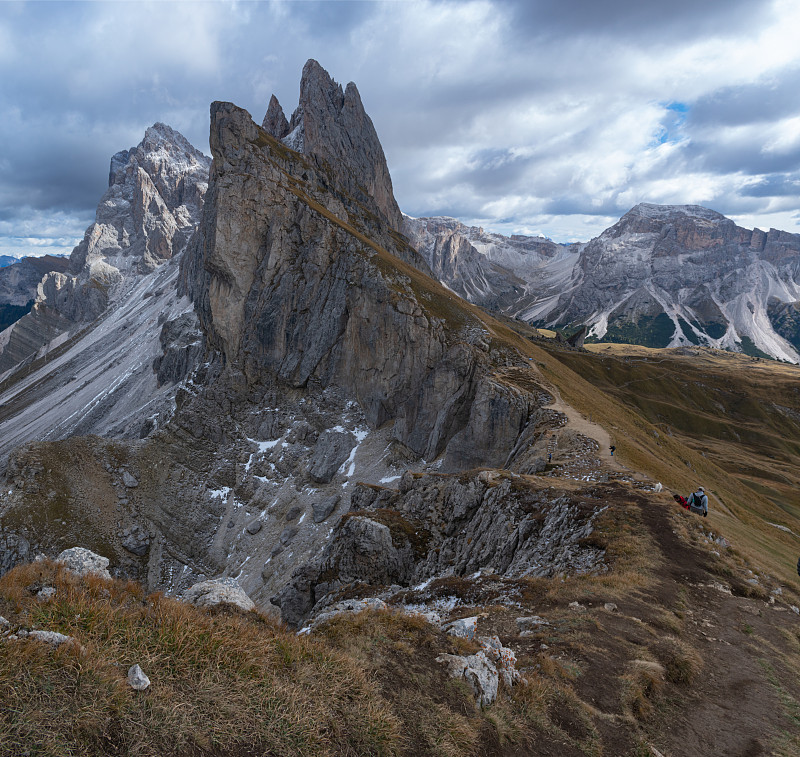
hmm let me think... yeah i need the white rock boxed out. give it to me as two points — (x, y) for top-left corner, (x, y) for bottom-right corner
(437, 650), (499, 706)
(56, 547), (112, 579)
(480, 635), (519, 688)
(183, 578), (255, 612)
(127, 664), (150, 690)
(443, 616), (478, 640)
(604, 602), (618, 612)
(28, 630), (75, 647)
(310, 597), (387, 629)
(37, 586), (56, 601)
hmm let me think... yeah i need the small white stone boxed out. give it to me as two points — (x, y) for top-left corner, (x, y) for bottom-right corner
(127, 664), (150, 690)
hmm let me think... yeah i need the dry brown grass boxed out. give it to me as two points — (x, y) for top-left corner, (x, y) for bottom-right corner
(622, 662), (666, 720)
(0, 561), (402, 757)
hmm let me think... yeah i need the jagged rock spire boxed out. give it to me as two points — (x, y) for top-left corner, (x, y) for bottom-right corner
(262, 59), (404, 231)
(262, 95), (289, 140)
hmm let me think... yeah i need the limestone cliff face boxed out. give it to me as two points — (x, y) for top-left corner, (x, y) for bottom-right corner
(185, 101), (538, 466)
(261, 59), (405, 233)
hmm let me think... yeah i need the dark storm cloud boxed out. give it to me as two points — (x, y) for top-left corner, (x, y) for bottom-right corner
(741, 174), (800, 198)
(503, 0), (768, 41)
(687, 67), (800, 128)
(685, 137), (800, 177)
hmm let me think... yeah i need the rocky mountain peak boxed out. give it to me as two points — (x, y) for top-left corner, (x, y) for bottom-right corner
(262, 59), (404, 230)
(262, 95), (290, 140)
(0, 124), (210, 374)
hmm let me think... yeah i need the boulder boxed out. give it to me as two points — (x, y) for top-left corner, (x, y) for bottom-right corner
(307, 597), (388, 630)
(308, 431), (356, 484)
(122, 471), (139, 488)
(280, 526), (298, 546)
(183, 578), (255, 612)
(443, 616), (478, 641)
(121, 526), (150, 556)
(312, 495), (340, 523)
(480, 635), (519, 688)
(56, 547), (112, 579)
(285, 506), (303, 522)
(245, 520), (263, 535)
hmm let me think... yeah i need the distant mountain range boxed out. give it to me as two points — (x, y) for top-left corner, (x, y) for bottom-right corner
(406, 205), (800, 363)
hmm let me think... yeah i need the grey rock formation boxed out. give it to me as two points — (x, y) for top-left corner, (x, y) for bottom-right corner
(437, 650), (499, 707)
(403, 215), (578, 317)
(407, 206), (800, 363)
(56, 547), (112, 579)
(274, 472), (607, 626)
(245, 520), (263, 535)
(268, 59), (404, 232)
(182, 99), (540, 469)
(306, 597), (388, 631)
(183, 578), (255, 612)
(0, 255), (69, 315)
(121, 526), (150, 557)
(0, 531), (31, 575)
(443, 616), (478, 640)
(262, 94), (290, 140)
(540, 204), (800, 361)
(28, 630), (77, 647)
(308, 430), (356, 483)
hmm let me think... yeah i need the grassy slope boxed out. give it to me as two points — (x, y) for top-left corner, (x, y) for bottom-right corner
(547, 342), (800, 589)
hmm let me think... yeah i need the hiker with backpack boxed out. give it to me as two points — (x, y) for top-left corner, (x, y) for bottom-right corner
(672, 486), (708, 516)
(687, 486), (708, 517)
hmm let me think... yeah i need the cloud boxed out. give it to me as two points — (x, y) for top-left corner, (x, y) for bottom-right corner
(1, 0), (800, 253)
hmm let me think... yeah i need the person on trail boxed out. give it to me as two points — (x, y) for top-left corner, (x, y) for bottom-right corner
(687, 486), (708, 517)
(610, 445), (616, 456)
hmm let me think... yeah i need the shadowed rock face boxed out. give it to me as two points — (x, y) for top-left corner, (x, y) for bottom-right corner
(273, 473), (607, 627)
(183, 100), (539, 465)
(261, 59), (404, 233)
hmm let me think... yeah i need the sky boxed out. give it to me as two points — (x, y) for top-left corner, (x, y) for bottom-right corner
(2, 0), (800, 258)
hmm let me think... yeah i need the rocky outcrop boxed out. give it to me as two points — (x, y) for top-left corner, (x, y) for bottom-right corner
(265, 59), (404, 232)
(56, 547), (112, 579)
(273, 473), (608, 626)
(0, 255), (69, 309)
(262, 95), (289, 140)
(403, 216), (575, 316)
(183, 98), (540, 467)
